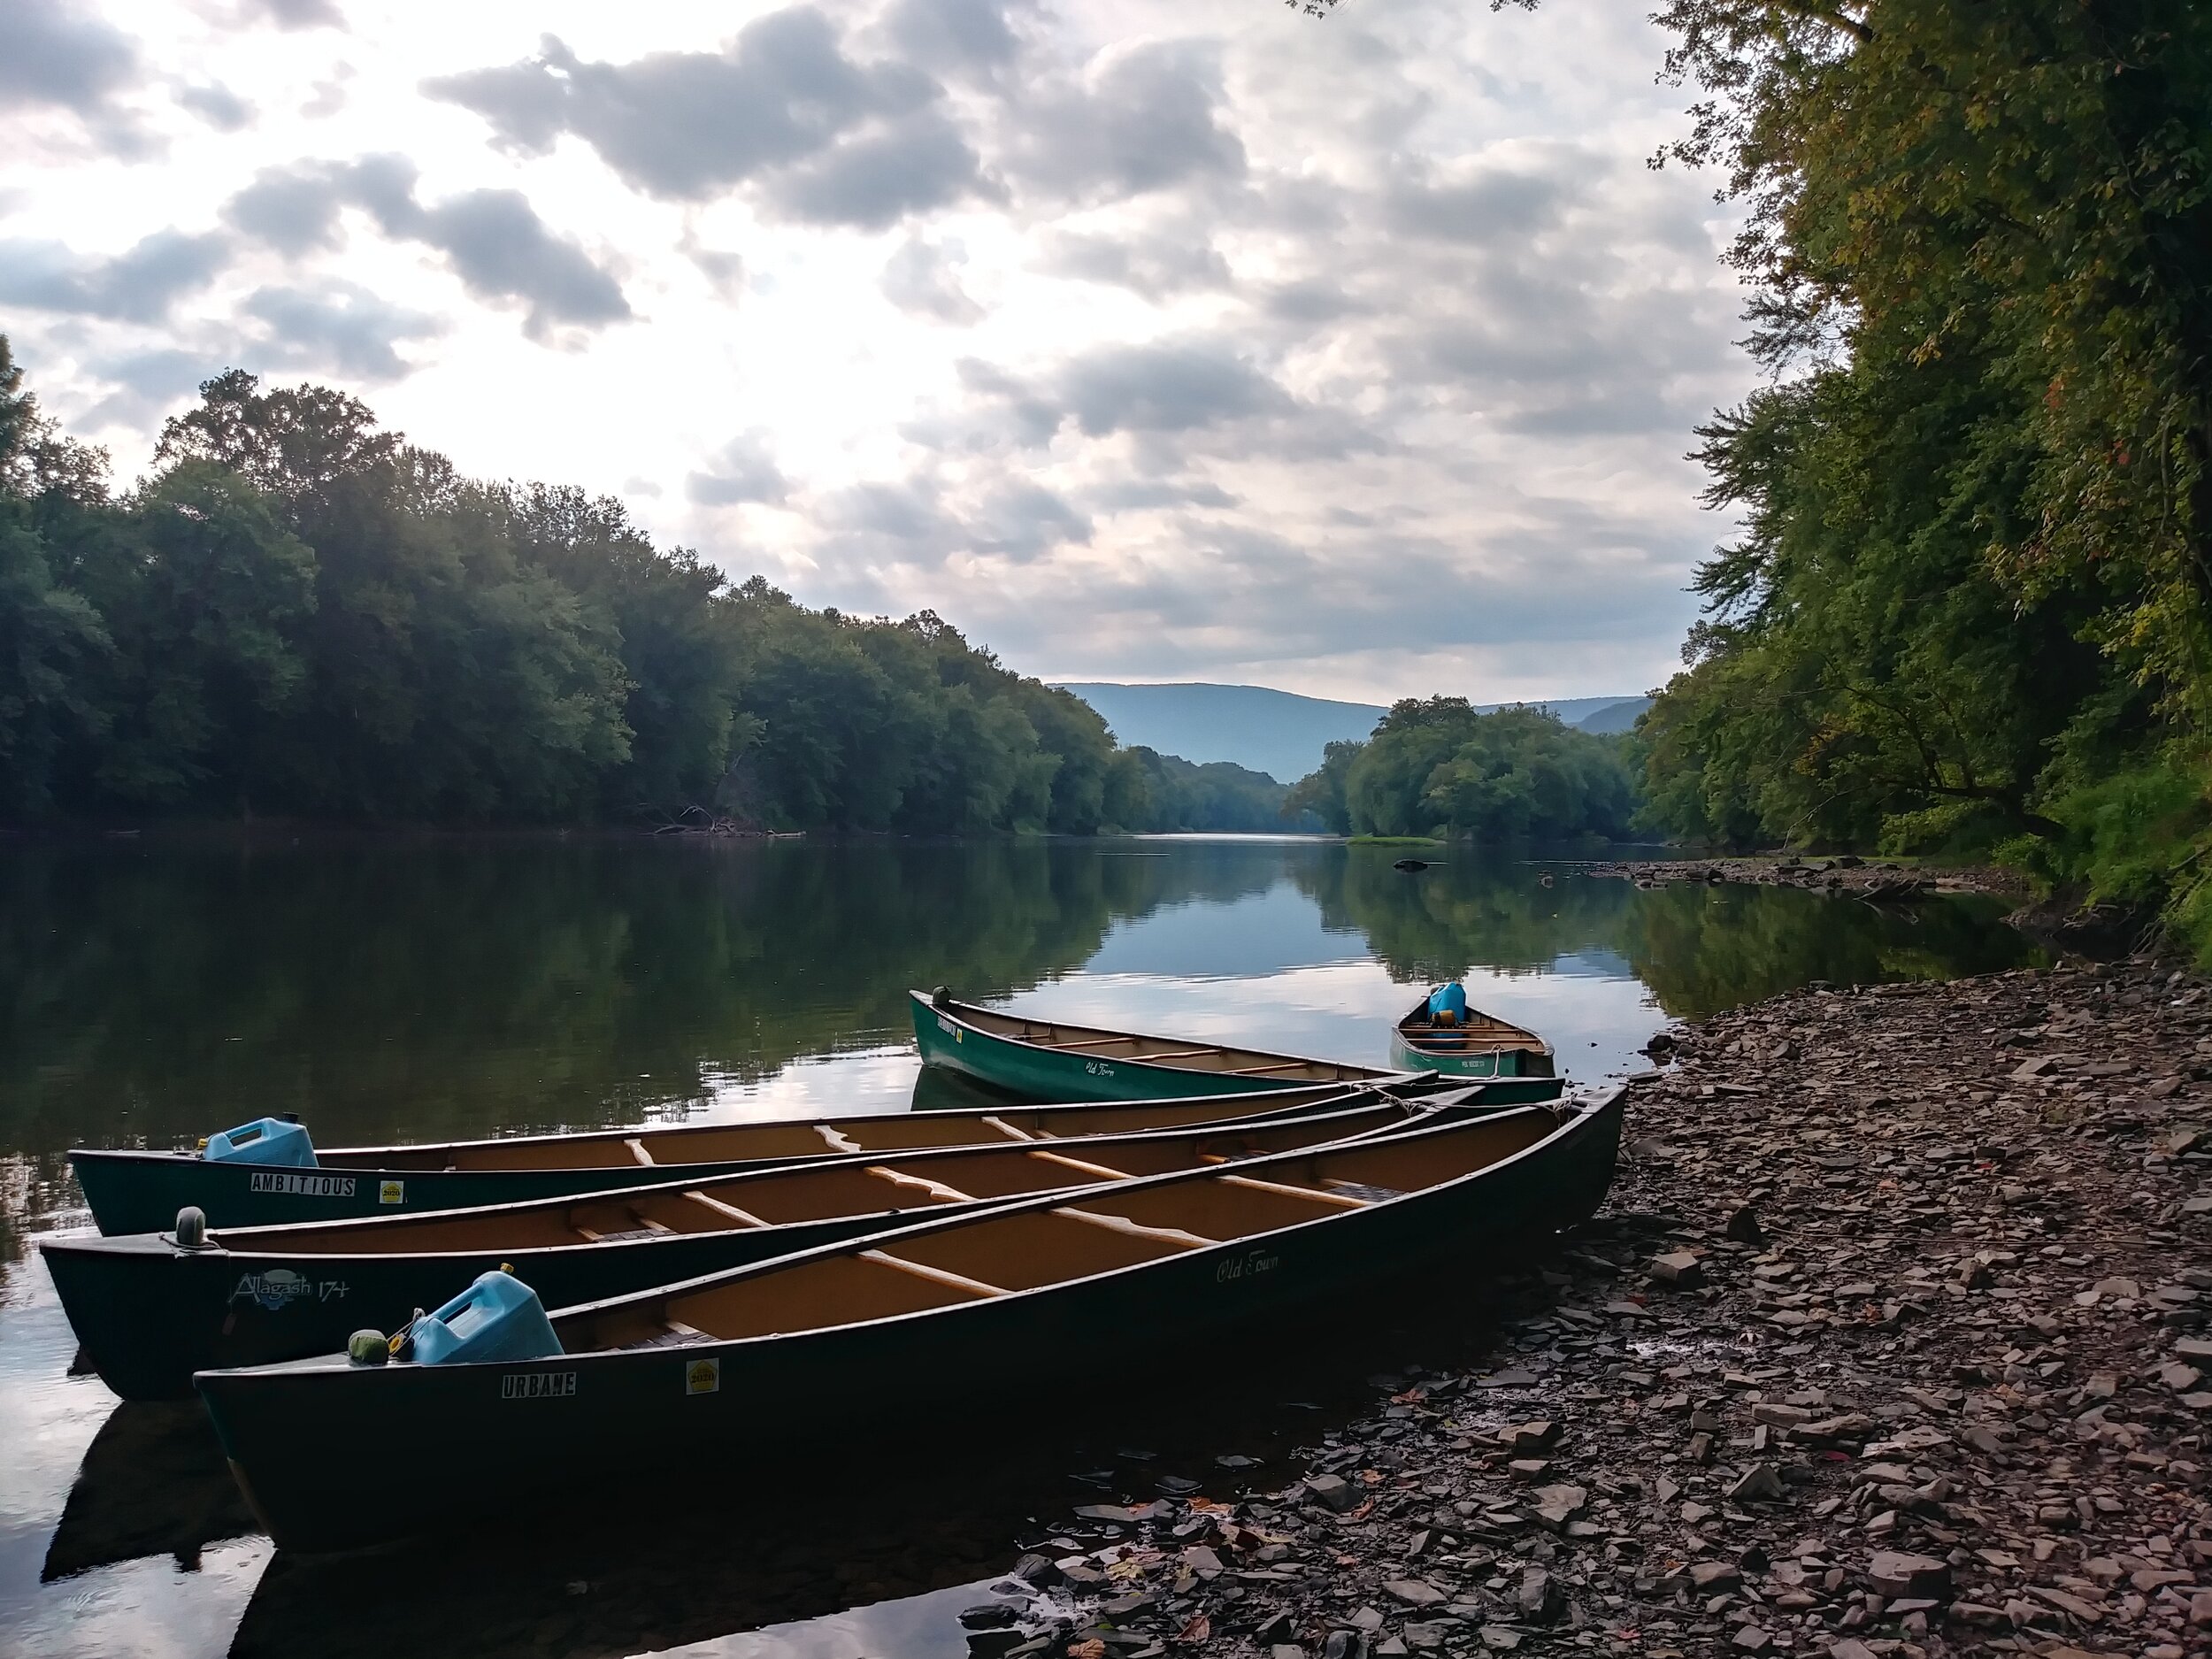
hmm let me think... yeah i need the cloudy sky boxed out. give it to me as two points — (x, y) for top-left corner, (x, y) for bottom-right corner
(0, 0), (1750, 704)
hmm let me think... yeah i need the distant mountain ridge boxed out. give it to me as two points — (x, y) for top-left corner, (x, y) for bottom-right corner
(1058, 682), (1651, 785)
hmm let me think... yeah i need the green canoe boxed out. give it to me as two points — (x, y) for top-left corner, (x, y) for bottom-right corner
(912, 990), (1563, 1105)
(49, 1093), (1460, 1402)
(67, 1080), (1395, 1237)
(1387, 992), (1555, 1079)
(197, 1087), (1623, 1552)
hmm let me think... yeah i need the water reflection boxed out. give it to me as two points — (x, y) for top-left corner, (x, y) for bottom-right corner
(0, 834), (2045, 1659)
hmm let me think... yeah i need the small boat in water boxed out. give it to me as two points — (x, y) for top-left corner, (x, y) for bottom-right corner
(912, 989), (1563, 1104)
(68, 1081), (1415, 1237)
(1389, 985), (1555, 1079)
(196, 1088), (1622, 1552)
(48, 1094), (1471, 1402)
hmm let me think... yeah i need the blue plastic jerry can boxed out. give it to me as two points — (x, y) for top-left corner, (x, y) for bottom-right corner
(201, 1117), (318, 1167)
(1427, 982), (1469, 1024)
(410, 1271), (564, 1367)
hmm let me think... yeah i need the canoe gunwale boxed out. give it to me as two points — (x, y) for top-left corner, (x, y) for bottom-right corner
(199, 1087), (1619, 1383)
(81, 1091), (1448, 1263)
(1392, 995), (1554, 1061)
(915, 991), (1404, 1092)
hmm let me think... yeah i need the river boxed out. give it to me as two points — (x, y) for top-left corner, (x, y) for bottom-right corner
(0, 834), (2041, 1658)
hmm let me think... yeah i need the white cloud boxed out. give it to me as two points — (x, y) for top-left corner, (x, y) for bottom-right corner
(0, 0), (1750, 703)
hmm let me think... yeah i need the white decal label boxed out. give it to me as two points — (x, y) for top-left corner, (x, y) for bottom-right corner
(1215, 1249), (1280, 1285)
(686, 1357), (721, 1395)
(248, 1171), (357, 1197)
(937, 1016), (956, 1036)
(231, 1269), (312, 1311)
(502, 1371), (577, 1401)
(378, 1179), (404, 1204)
(1085, 1060), (1115, 1077)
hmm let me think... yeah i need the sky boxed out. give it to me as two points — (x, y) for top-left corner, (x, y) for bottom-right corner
(0, 0), (1753, 705)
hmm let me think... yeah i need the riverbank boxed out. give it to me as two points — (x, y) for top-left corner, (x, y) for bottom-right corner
(1575, 857), (2029, 901)
(981, 956), (2212, 1658)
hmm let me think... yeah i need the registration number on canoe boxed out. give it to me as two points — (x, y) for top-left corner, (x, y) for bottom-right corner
(247, 1172), (357, 1197)
(502, 1371), (577, 1401)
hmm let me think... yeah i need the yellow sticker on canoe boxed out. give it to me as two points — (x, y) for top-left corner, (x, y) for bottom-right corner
(686, 1357), (720, 1395)
(378, 1180), (404, 1205)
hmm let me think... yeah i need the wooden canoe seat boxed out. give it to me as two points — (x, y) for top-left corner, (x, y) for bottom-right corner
(1324, 1179), (1406, 1202)
(683, 1190), (768, 1227)
(1052, 1034), (1136, 1051)
(859, 1249), (1009, 1298)
(816, 1125), (862, 1153)
(864, 1165), (979, 1204)
(626, 1138), (655, 1165)
(1217, 1172), (1371, 1210)
(1125, 1047), (1219, 1064)
(980, 1115), (1036, 1141)
(1052, 1206), (1217, 1249)
(1226, 1060), (1317, 1076)
(1024, 1148), (1137, 1182)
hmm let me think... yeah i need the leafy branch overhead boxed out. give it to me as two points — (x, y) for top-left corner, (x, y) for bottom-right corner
(1310, 0), (2212, 929)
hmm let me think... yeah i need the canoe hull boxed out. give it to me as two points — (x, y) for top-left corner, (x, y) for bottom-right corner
(1386, 1031), (1555, 1079)
(70, 1085), (1377, 1236)
(1390, 995), (1555, 1079)
(42, 1213), (902, 1404)
(55, 1098), (1456, 1401)
(912, 994), (1398, 1103)
(69, 1148), (837, 1239)
(198, 1094), (1622, 1553)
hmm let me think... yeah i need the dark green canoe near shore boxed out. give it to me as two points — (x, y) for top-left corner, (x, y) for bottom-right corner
(911, 990), (1564, 1104)
(68, 1080), (1410, 1237)
(48, 1093), (1474, 1402)
(1387, 993), (1555, 1079)
(196, 1088), (1622, 1553)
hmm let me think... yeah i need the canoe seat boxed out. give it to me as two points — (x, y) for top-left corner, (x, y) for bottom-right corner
(1323, 1180), (1406, 1202)
(626, 1138), (656, 1166)
(865, 1166), (979, 1204)
(683, 1191), (768, 1227)
(859, 1249), (1010, 1298)
(621, 1322), (717, 1351)
(1024, 1148), (1137, 1182)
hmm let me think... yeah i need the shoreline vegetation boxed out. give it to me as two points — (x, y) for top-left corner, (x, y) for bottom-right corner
(0, 345), (1294, 841)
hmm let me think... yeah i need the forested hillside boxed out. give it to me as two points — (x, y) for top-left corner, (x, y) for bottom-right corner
(1475, 0), (2212, 943)
(0, 345), (1226, 836)
(1286, 700), (1637, 841)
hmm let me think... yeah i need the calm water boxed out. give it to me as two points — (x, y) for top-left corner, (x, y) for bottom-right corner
(0, 835), (2042, 1658)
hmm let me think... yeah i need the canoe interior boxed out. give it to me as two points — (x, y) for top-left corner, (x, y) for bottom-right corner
(557, 1107), (1577, 1354)
(937, 998), (1388, 1084)
(192, 1099), (1439, 1258)
(1393, 999), (1550, 1057)
(299, 1083), (1367, 1174)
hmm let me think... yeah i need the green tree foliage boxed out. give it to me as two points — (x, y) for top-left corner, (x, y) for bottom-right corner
(1459, 0), (2212, 927)
(0, 348), (1233, 833)
(1112, 747), (1298, 832)
(1290, 700), (1637, 840)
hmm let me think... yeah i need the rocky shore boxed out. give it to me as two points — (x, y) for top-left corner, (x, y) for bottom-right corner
(970, 956), (2212, 1659)
(1575, 858), (2026, 901)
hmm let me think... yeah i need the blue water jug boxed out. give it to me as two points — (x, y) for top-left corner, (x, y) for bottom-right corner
(1427, 982), (1469, 1023)
(410, 1271), (564, 1367)
(201, 1118), (318, 1168)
